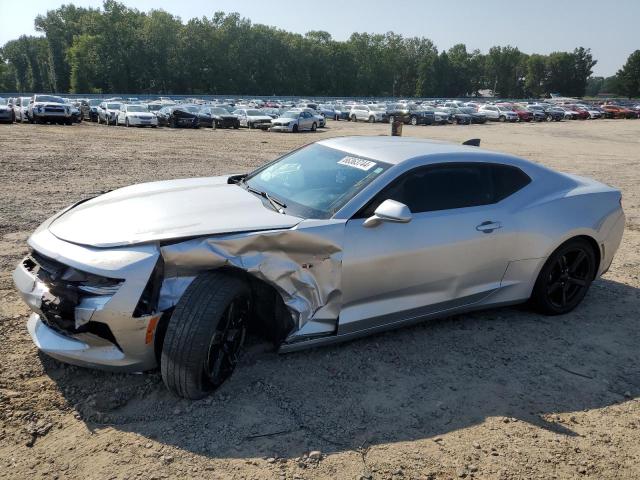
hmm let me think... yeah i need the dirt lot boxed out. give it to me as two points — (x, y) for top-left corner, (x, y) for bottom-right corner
(1, 119), (639, 480)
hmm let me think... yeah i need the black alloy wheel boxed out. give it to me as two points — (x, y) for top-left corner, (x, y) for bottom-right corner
(205, 296), (249, 388)
(531, 238), (596, 315)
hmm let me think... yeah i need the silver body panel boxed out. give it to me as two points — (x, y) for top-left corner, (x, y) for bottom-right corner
(13, 137), (625, 371)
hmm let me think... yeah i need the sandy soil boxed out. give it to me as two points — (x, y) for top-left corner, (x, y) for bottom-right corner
(0, 119), (639, 480)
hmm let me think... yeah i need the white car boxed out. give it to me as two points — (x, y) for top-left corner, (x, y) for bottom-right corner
(116, 104), (158, 127)
(350, 104), (385, 123)
(233, 109), (272, 129)
(271, 110), (319, 132)
(13, 97), (31, 122)
(28, 95), (73, 125)
(97, 101), (122, 125)
(478, 105), (519, 122)
(291, 107), (326, 127)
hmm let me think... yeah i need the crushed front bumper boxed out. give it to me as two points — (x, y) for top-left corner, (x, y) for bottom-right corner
(27, 313), (142, 370)
(271, 124), (294, 132)
(12, 224), (161, 372)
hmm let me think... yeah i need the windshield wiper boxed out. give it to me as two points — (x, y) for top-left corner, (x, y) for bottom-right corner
(245, 184), (287, 214)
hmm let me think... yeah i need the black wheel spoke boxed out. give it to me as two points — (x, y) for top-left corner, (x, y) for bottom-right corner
(570, 250), (587, 273)
(568, 276), (587, 287)
(547, 281), (562, 295)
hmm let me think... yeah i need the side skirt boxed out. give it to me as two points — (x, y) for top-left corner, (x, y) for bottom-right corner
(278, 292), (524, 354)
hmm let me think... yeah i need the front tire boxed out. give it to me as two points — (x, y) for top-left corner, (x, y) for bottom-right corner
(410, 115), (418, 126)
(311, 122), (317, 131)
(125, 118), (130, 127)
(530, 238), (596, 315)
(161, 271), (251, 399)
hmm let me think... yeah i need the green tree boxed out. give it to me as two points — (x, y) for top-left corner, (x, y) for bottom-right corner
(525, 54), (547, 97)
(485, 46), (526, 97)
(616, 50), (640, 98)
(67, 34), (100, 93)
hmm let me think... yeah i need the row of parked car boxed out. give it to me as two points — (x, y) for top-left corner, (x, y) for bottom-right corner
(1, 95), (639, 130)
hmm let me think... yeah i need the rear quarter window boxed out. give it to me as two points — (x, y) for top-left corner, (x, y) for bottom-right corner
(492, 164), (531, 202)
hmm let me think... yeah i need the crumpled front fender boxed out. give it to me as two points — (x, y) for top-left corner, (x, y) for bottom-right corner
(158, 220), (345, 331)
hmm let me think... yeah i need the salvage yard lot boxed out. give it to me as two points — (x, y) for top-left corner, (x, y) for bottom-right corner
(1, 119), (639, 479)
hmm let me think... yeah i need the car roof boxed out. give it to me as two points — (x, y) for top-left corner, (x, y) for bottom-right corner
(317, 136), (496, 165)
(315, 136), (552, 178)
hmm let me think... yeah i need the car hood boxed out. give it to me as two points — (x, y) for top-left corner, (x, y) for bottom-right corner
(247, 115), (273, 121)
(48, 176), (303, 248)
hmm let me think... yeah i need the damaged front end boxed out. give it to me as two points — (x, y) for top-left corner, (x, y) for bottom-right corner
(157, 221), (345, 348)
(13, 222), (161, 371)
(14, 214), (346, 371)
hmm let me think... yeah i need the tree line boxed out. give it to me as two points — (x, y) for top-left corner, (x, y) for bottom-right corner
(0, 1), (636, 98)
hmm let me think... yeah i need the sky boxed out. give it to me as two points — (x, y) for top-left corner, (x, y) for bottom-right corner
(1, 0), (637, 76)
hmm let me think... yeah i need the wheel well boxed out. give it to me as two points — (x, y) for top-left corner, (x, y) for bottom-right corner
(154, 267), (295, 363)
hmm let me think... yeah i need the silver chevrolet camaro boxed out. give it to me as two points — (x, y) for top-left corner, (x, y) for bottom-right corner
(13, 136), (625, 398)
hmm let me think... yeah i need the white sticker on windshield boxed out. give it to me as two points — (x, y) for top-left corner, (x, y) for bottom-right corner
(338, 156), (376, 171)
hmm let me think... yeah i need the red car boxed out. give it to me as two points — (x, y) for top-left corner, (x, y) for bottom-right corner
(601, 105), (637, 119)
(564, 104), (590, 120)
(499, 103), (532, 122)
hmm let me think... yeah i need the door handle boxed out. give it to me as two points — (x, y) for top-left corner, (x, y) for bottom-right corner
(476, 221), (502, 233)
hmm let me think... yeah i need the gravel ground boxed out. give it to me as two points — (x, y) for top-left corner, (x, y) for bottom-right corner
(0, 119), (639, 480)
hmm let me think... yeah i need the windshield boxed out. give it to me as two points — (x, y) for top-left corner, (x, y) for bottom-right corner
(0, 98), (6, 105)
(89, 99), (101, 106)
(245, 144), (391, 219)
(210, 107), (229, 114)
(147, 104), (162, 111)
(280, 111), (299, 119)
(180, 105), (200, 113)
(107, 103), (121, 109)
(126, 105), (146, 112)
(35, 95), (64, 103)
(246, 109), (263, 116)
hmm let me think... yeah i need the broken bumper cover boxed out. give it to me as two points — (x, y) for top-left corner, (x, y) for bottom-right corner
(27, 313), (144, 370)
(13, 223), (161, 372)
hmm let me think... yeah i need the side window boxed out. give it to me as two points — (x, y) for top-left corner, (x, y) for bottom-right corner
(491, 164), (531, 202)
(357, 164), (494, 217)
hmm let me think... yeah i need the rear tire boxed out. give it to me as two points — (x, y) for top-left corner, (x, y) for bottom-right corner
(410, 116), (418, 125)
(311, 122), (317, 131)
(530, 238), (596, 315)
(161, 271), (251, 399)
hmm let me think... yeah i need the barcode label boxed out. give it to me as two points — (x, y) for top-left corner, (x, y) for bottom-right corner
(337, 156), (376, 171)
